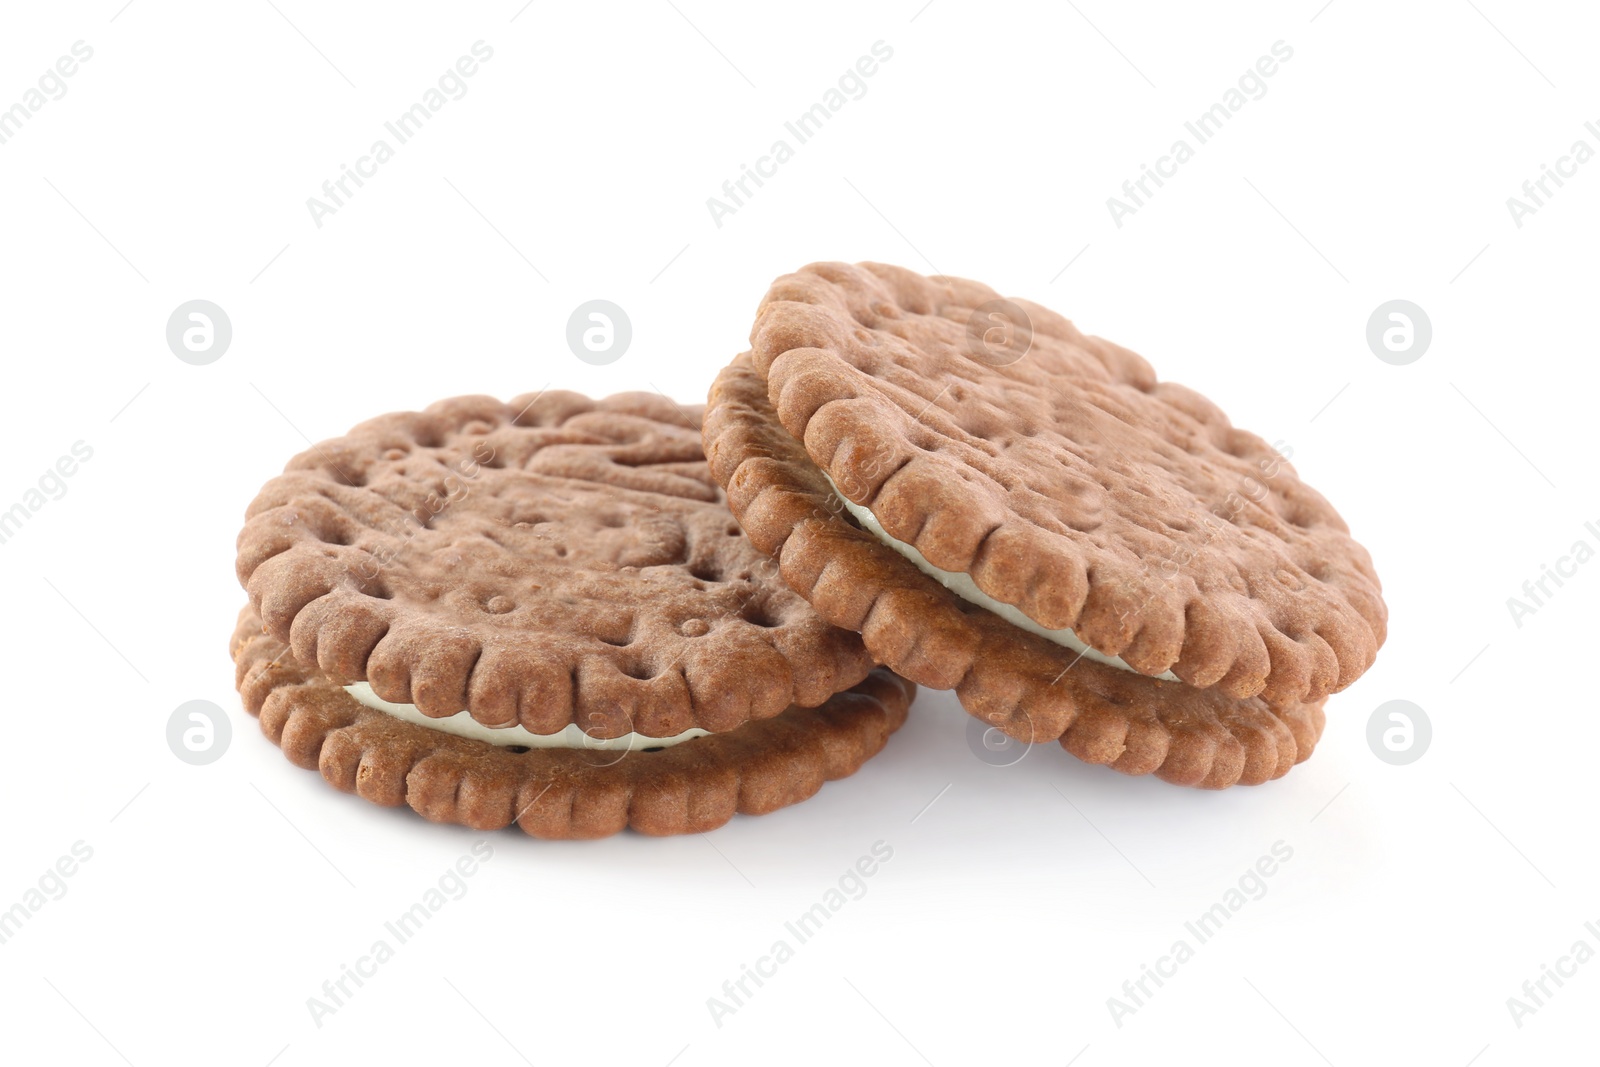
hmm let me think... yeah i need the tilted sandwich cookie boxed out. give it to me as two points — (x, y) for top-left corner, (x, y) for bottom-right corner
(705, 263), (1386, 788)
(234, 391), (913, 837)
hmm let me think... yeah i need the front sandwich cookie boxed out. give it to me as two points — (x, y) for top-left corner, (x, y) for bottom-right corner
(233, 390), (911, 836)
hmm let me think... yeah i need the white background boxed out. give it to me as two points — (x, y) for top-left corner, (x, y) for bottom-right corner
(1, 1), (1595, 1064)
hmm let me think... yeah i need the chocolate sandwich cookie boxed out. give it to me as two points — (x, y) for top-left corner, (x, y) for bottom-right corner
(234, 391), (909, 835)
(705, 262), (1384, 787)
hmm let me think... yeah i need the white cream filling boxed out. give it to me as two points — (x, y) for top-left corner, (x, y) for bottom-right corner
(343, 682), (710, 750)
(826, 475), (1180, 681)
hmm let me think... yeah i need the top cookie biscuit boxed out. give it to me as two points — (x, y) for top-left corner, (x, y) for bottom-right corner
(237, 391), (872, 737)
(747, 262), (1385, 706)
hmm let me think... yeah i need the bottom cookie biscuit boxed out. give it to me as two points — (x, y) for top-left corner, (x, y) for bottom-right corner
(1051, 668), (1326, 788)
(232, 607), (913, 839)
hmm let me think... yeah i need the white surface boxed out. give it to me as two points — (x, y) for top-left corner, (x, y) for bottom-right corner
(0, 2), (1595, 1065)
